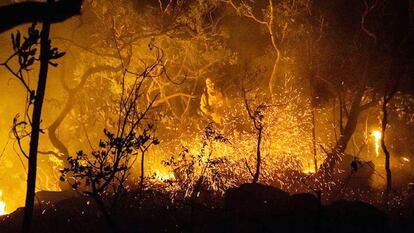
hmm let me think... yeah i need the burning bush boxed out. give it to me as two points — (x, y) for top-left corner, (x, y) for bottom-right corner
(162, 123), (233, 203)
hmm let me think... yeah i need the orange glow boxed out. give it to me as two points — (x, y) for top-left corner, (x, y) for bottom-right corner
(154, 169), (175, 181)
(0, 1), (412, 216)
(0, 190), (7, 216)
(372, 130), (382, 157)
(302, 168), (315, 174)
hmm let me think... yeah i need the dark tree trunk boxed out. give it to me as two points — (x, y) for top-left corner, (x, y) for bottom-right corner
(48, 103), (71, 190)
(318, 86), (364, 177)
(252, 128), (262, 183)
(381, 53), (409, 204)
(140, 151), (145, 198)
(381, 97), (392, 197)
(21, 8), (52, 233)
(311, 98), (318, 172)
(317, 55), (374, 179)
(92, 194), (118, 233)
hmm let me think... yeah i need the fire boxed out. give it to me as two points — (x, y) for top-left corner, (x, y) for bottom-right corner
(372, 130), (382, 157)
(154, 169), (175, 181)
(302, 168), (315, 174)
(0, 190), (7, 216)
(401, 157), (410, 162)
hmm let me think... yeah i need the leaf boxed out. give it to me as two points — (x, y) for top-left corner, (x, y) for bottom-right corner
(16, 31), (21, 49)
(11, 33), (16, 50)
(29, 48), (37, 56)
(53, 51), (66, 59)
(49, 61), (58, 67)
(25, 57), (35, 69)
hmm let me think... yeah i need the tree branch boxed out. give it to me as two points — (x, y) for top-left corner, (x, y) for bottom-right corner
(0, 0), (83, 33)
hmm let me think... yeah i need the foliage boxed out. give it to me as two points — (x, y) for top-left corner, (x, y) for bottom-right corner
(3, 23), (65, 143)
(60, 126), (159, 195)
(60, 47), (164, 232)
(162, 123), (231, 199)
(1, 22), (67, 192)
(2, 22), (65, 97)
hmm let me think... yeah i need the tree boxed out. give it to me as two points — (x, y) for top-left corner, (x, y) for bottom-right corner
(224, 0), (310, 96)
(60, 46), (163, 233)
(306, 0), (413, 203)
(1, 11), (68, 233)
(242, 88), (267, 183)
(163, 123), (229, 204)
(379, 0), (413, 204)
(309, 0), (380, 185)
(138, 123), (159, 198)
(44, 0), (228, 181)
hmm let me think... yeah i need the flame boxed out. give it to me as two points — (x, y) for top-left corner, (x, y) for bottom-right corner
(401, 157), (410, 162)
(372, 130), (382, 157)
(0, 190), (7, 216)
(302, 168), (315, 174)
(154, 169), (175, 181)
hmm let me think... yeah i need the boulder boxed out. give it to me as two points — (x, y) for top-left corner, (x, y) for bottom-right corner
(289, 193), (320, 213)
(323, 200), (389, 233)
(35, 189), (79, 205)
(225, 183), (289, 217)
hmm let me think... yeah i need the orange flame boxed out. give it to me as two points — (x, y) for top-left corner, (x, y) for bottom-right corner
(372, 130), (382, 157)
(0, 190), (7, 215)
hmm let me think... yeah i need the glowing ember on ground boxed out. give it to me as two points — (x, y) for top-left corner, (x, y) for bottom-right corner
(372, 130), (382, 157)
(0, 190), (7, 216)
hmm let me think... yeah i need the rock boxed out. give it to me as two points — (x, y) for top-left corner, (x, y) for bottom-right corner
(225, 183), (289, 217)
(35, 190), (79, 205)
(224, 183), (290, 233)
(289, 193), (320, 213)
(324, 200), (389, 233)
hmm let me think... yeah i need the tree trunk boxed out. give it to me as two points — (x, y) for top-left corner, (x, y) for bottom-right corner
(252, 128), (262, 183)
(381, 97), (392, 199)
(21, 8), (52, 233)
(139, 151), (145, 198)
(311, 108), (318, 172)
(48, 95), (72, 190)
(92, 195), (118, 233)
(269, 47), (281, 96)
(318, 89), (363, 177)
(317, 56), (372, 179)
(381, 52), (408, 204)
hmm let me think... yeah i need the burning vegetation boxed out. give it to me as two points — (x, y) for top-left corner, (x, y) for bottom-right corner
(0, 0), (413, 233)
